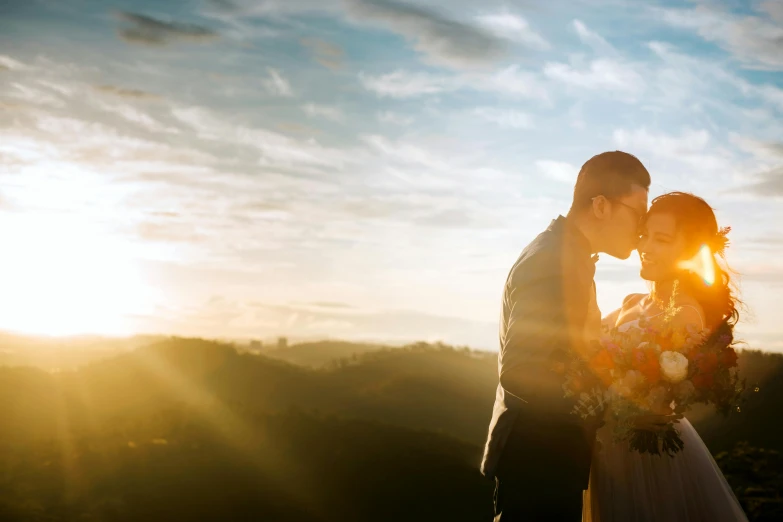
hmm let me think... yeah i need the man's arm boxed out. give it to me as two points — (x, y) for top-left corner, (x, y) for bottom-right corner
(498, 268), (589, 405)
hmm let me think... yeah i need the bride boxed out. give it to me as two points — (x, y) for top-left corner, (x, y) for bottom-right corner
(583, 192), (749, 522)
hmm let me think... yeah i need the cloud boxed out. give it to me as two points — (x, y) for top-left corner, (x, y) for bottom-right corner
(300, 38), (344, 70)
(96, 101), (180, 134)
(206, 0), (239, 11)
(6, 82), (65, 108)
(544, 58), (644, 96)
(262, 67), (293, 97)
(94, 84), (161, 100)
(473, 107), (533, 129)
(170, 106), (353, 172)
(732, 136), (783, 197)
(116, 11), (218, 46)
(377, 111), (414, 125)
(0, 55), (30, 71)
(302, 103), (344, 122)
(731, 136), (783, 161)
(657, 1), (783, 71)
(359, 69), (454, 98)
(485, 65), (548, 99)
(572, 19), (616, 55)
(612, 128), (733, 175)
(535, 160), (577, 183)
(646, 41), (783, 112)
(344, 0), (506, 69)
(359, 65), (546, 100)
(475, 12), (549, 49)
(361, 134), (449, 172)
(614, 127), (711, 157)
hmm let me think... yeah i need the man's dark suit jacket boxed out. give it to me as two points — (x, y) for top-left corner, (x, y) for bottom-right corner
(480, 215), (600, 489)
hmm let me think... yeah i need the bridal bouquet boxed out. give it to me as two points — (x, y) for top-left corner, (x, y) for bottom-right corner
(563, 299), (744, 456)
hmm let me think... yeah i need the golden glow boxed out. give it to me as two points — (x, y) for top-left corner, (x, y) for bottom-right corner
(677, 244), (716, 286)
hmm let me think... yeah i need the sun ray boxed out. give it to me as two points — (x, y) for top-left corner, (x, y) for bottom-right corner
(125, 343), (328, 515)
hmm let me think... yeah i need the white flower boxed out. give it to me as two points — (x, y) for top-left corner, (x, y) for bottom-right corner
(659, 351), (689, 383)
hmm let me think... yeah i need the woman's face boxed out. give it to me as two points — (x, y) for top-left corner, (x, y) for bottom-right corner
(638, 212), (688, 281)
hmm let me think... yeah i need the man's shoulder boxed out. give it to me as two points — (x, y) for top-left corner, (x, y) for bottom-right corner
(508, 227), (563, 282)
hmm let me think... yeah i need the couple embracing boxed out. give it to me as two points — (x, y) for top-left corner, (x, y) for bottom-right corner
(481, 151), (748, 521)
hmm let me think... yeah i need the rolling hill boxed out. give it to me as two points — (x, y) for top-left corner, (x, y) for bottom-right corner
(1, 337), (781, 521)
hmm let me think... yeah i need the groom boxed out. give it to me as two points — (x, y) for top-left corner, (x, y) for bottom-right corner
(481, 151), (650, 520)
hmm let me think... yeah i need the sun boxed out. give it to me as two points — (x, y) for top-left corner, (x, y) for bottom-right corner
(0, 212), (150, 337)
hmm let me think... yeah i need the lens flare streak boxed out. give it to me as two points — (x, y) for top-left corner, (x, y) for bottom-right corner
(678, 244), (715, 286)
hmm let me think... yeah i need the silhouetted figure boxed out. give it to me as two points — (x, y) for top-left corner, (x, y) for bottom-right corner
(481, 151), (651, 521)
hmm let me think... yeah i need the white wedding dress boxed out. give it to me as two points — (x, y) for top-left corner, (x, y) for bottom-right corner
(582, 319), (748, 522)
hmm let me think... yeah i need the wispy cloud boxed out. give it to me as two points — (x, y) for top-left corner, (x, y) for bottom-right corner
(0, 55), (31, 71)
(344, 0), (506, 69)
(544, 58), (644, 96)
(657, 1), (783, 71)
(731, 136), (783, 161)
(6, 82), (65, 108)
(359, 69), (454, 98)
(300, 38), (345, 70)
(94, 84), (161, 100)
(475, 12), (549, 49)
(646, 41), (783, 112)
(473, 107), (533, 129)
(737, 167), (783, 197)
(732, 136), (783, 197)
(170, 106), (353, 172)
(116, 11), (219, 46)
(612, 127), (732, 174)
(614, 127), (711, 157)
(572, 19), (616, 55)
(262, 67), (294, 97)
(302, 103), (344, 122)
(96, 101), (180, 134)
(359, 65), (547, 100)
(377, 111), (414, 125)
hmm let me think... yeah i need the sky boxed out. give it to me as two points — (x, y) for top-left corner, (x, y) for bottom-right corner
(0, 0), (782, 351)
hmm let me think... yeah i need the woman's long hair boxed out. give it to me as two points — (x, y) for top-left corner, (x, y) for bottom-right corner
(645, 192), (741, 331)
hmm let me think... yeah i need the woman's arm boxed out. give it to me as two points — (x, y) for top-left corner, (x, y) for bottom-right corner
(602, 293), (646, 329)
(602, 308), (621, 329)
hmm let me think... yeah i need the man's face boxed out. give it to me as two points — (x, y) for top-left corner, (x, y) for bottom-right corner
(601, 185), (648, 260)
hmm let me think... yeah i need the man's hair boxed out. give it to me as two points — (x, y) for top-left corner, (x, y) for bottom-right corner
(569, 151), (650, 213)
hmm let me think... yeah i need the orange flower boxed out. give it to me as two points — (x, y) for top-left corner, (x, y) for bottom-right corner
(640, 360), (661, 385)
(590, 349), (615, 371)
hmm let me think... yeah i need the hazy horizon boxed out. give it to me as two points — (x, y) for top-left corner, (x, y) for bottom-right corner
(1, 0), (782, 352)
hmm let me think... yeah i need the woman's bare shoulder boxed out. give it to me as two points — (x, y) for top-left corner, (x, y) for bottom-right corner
(671, 293), (706, 330)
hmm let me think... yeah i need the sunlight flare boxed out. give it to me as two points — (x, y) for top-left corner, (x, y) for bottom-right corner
(677, 244), (715, 286)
